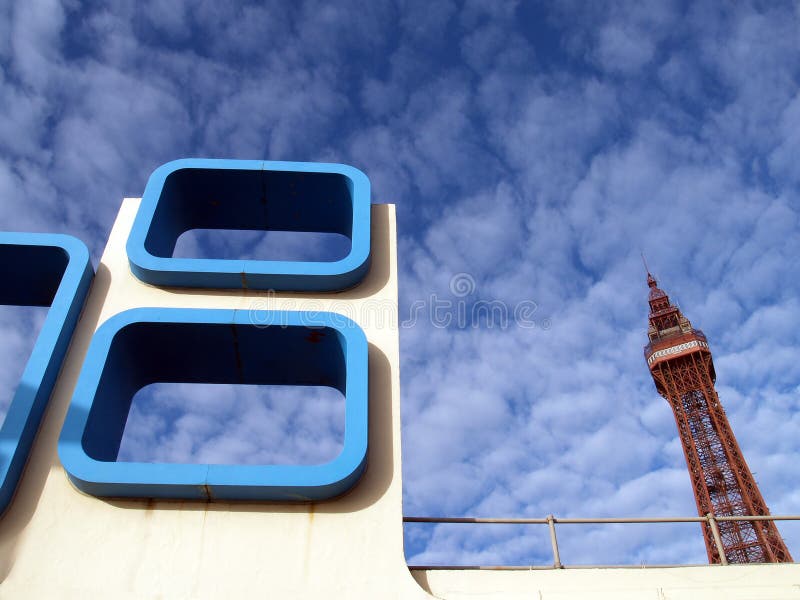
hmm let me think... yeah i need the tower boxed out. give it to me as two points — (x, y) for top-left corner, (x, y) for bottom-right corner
(644, 272), (792, 564)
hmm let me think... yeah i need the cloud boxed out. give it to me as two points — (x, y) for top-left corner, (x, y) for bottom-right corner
(118, 383), (345, 466)
(9, 0), (66, 90)
(0, 306), (48, 426)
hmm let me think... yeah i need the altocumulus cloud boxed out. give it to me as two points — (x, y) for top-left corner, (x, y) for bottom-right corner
(0, 0), (799, 566)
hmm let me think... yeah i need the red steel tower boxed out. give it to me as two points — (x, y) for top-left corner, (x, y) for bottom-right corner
(643, 272), (792, 564)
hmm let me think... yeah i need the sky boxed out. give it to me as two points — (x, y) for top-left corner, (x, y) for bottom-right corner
(2, 0), (800, 567)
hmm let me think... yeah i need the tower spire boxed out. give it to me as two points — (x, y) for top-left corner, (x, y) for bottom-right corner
(642, 253), (658, 289)
(643, 273), (792, 564)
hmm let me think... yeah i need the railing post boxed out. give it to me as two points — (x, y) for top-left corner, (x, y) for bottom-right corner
(546, 514), (563, 569)
(706, 513), (728, 565)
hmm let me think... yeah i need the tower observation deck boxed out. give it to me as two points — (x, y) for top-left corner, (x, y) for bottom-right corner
(644, 272), (792, 564)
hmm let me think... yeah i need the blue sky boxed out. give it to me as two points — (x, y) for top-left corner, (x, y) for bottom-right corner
(2, 0), (800, 566)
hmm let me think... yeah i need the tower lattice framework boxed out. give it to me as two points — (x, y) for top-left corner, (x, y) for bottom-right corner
(643, 272), (792, 564)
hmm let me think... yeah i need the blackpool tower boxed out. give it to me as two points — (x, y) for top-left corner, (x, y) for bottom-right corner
(643, 271), (792, 564)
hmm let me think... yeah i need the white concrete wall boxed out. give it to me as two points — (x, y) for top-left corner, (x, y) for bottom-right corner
(0, 200), (428, 599)
(0, 199), (797, 598)
(412, 565), (800, 599)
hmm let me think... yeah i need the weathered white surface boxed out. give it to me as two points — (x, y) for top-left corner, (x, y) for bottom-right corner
(412, 565), (800, 599)
(0, 201), (428, 599)
(0, 200), (797, 598)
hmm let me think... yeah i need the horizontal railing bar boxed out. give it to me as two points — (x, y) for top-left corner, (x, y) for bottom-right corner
(404, 516), (547, 524)
(403, 516), (704, 524)
(553, 517), (705, 524)
(716, 515), (800, 522)
(404, 515), (800, 570)
(404, 515), (800, 525)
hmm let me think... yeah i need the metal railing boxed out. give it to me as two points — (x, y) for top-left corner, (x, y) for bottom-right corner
(403, 513), (800, 570)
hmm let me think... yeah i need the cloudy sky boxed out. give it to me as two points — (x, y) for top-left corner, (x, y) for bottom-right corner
(2, 0), (800, 567)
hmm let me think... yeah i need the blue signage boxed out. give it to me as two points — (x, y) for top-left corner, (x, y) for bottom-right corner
(58, 308), (369, 501)
(1, 159), (372, 509)
(0, 234), (93, 514)
(126, 158), (372, 291)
